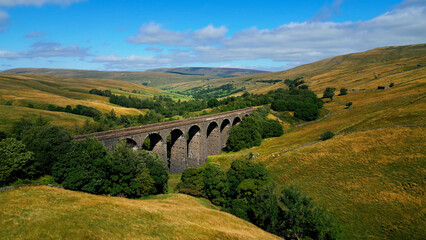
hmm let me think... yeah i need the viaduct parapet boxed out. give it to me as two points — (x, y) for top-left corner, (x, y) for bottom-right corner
(74, 107), (255, 173)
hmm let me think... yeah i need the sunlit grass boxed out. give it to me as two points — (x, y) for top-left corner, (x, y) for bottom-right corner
(0, 186), (280, 240)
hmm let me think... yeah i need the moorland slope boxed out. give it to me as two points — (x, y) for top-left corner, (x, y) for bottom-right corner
(0, 186), (280, 240)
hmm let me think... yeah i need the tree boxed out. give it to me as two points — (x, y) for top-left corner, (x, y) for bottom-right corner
(52, 138), (109, 194)
(227, 116), (262, 151)
(0, 138), (35, 186)
(135, 150), (168, 194)
(345, 102), (353, 109)
(226, 159), (269, 199)
(106, 141), (154, 198)
(320, 131), (335, 140)
(178, 167), (204, 196)
(294, 103), (319, 121)
(389, 82), (395, 87)
(322, 87), (336, 100)
(279, 186), (341, 240)
(253, 183), (281, 234)
(261, 119), (284, 138)
(207, 98), (219, 108)
(339, 88), (348, 95)
(22, 125), (72, 176)
(202, 164), (228, 206)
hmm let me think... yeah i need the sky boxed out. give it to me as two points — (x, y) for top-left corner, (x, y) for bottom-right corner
(0, 0), (425, 71)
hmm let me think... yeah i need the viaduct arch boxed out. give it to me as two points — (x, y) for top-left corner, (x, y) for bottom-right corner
(74, 107), (255, 173)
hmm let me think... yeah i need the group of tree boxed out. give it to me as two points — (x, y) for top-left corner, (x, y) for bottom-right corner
(0, 116), (168, 198)
(227, 106), (283, 151)
(178, 159), (341, 240)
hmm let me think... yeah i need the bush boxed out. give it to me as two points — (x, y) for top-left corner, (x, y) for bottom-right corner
(177, 167), (204, 196)
(261, 119), (284, 138)
(227, 117), (262, 151)
(323, 87), (336, 100)
(389, 82), (394, 87)
(22, 125), (72, 176)
(135, 150), (168, 194)
(0, 138), (35, 186)
(202, 164), (228, 205)
(320, 131), (335, 140)
(294, 102), (319, 121)
(339, 88), (348, 95)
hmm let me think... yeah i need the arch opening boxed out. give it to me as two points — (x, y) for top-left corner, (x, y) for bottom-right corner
(232, 116), (241, 126)
(220, 119), (231, 149)
(167, 129), (187, 173)
(125, 138), (138, 150)
(187, 125), (202, 167)
(207, 121), (221, 155)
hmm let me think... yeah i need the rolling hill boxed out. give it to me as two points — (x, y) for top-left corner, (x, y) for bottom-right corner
(0, 186), (280, 240)
(0, 73), (164, 131)
(147, 67), (268, 78)
(207, 44), (426, 239)
(171, 44), (426, 95)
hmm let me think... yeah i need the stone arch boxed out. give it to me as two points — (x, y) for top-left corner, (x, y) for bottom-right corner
(125, 138), (138, 150)
(187, 125), (202, 167)
(233, 116), (241, 125)
(220, 119), (231, 149)
(207, 121), (221, 155)
(142, 133), (166, 165)
(167, 128), (187, 174)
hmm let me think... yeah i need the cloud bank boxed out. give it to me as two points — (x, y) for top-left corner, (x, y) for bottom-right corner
(96, 3), (426, 70)
(0, 42), (90, 58)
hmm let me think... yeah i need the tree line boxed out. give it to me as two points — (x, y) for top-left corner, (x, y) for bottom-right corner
(0, 116), (168, 198)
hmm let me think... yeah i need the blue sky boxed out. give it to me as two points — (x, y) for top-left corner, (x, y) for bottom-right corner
(0, 0), (425, 71)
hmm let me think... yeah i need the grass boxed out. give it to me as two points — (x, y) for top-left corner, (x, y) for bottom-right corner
(206, 45), (426, 239)
(0, 186), (280, 240)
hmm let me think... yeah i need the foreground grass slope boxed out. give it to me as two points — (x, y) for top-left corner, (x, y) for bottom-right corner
(0, 73), (163, 131)
(209, 45), (425, 239)
(0, 186), (280, 240)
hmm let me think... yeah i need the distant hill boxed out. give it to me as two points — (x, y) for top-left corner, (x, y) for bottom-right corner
(2, 68), (213, 88)
(0, 73), (165, 131)
(173, 43), (426, 95)
(2, 67), (268, 88)
(147, 67), (268, 78)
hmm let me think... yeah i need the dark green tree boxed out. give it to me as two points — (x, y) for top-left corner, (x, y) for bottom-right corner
(339, 88), (348, 95)
(52, 137), (109, 194)
(322, 87), (336, 100)
(0, 138), (35, 186)
(177, 167), (204, 196)
(22, 125), (72, 176)
(135, 150), (168, 194)
(202, 164), (228, 206)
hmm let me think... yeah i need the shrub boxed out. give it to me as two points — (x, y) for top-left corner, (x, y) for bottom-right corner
(135, 150), (168, 194)
(261, 119), (284, 138)
(345, 102), (353, 109)
(389, 82), (395, 87)
(322, 87), (336, 100)
(320, 131), (335, 140)
(22, 125), (72, 176)
(339, 88), (348, 95)
(178, 167), (204, 196)
(202, 164), (228, 206)
(0, 138), (35, 186)
(294, 102), (319, 121)
(227, 117), (262, 151)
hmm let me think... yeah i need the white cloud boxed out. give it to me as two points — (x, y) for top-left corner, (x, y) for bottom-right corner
(0, 41), (90, 58)
(102, 3), (426, 70)
(192, 24), (228, 40)
(0, 0), (84, 7)
(127, 22), (189, 46)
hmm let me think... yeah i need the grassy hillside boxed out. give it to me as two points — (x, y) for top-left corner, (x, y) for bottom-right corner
(0, 186), (280, 240)
(207, 45), (426, 239)
(0, 73), (164, 131)
(2, 68), (214, 88)
(176, 44), (426, 95)
(147, 67), (268, 78)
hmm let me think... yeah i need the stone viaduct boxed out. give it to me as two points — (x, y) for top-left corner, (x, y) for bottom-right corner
(74, 107), (255, 173)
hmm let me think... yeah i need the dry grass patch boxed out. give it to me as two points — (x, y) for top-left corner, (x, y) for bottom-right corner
(0, 186), (280, 240)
